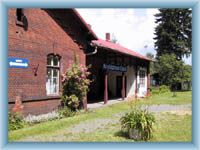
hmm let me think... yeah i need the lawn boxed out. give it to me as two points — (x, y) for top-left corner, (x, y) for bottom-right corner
(9, 91), (192, 142)
(136, 91), (192, 105)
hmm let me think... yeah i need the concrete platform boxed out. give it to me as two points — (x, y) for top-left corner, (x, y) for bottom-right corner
(87, 98), (128, 109)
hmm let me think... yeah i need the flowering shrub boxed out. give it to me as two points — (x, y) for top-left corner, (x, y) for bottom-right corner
(62, 95), (79, 110)
(61, 61), (91, 110)
(24, 111), (60, 124)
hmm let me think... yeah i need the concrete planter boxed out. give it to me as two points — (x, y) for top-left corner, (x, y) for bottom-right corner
(128, 128), (141, 140)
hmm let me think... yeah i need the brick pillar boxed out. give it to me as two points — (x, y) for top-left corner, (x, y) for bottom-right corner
(121, 72), (125, 100)
(104, 71), (108, 104)
(12, 90), (24, 114)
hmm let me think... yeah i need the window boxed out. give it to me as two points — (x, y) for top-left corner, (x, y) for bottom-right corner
(16, 9), (24, 22)
(46, 54), (60, 95)
(139, 69), (146, 87)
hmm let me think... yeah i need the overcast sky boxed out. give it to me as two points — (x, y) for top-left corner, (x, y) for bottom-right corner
(77, 8), (192, 65)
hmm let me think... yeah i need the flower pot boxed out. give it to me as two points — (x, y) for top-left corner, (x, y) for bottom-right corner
(129, 128), (141, 140)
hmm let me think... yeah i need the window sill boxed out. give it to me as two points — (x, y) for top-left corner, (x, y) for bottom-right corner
(46, 94), (61, 97)
(9, 95), (61, 104)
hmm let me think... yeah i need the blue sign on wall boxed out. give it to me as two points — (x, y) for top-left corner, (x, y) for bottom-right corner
(8, 57), (29, 68)
(103, 64), (127, 72)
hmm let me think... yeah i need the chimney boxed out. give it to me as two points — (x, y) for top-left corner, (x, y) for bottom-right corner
(105, 33), (110, 41)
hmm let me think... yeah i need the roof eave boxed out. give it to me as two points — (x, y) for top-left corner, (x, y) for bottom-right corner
(92, 42), (151, 61)
(72, 9), (98, 40)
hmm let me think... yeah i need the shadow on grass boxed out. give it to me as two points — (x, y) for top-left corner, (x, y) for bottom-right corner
(114, 130), (130, 139)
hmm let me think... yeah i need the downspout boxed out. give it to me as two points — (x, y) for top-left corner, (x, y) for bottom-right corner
(86, 43), (98, 56)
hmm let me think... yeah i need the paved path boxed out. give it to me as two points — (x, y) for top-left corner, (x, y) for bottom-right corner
(87, 98), (126, 109)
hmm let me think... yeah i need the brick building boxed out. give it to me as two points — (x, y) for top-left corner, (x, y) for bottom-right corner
(8, 8), (150, 116)
(87, 34), (151, 104)
(8, 8), (97, 115)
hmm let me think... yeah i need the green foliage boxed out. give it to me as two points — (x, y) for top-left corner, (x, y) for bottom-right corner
(9, 112), (25, 131)
(157, 54), (191, 89)
(150, 86), (160, 95)
(61, 95), (79, 111)
(151, 85), (170, 95)
(146, 52), (159, 75)
(61, 55), (91, 110)
(182, 65), (192, 82)
(58, 106), (75, 118)
(154, 9), (192, 60)
(159, 85), (170, 93)
(146, 52), (154, 59)
(120, 106), (156, 141)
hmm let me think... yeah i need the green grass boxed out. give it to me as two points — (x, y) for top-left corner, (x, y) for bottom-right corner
(60, 113), (192, 142)
(9, 104), (129, 141)
(9, 91), (192, 142)
(151, 113), (192, 142)
(136, 91), (192, 105)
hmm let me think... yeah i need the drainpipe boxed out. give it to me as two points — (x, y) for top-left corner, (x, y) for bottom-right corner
(86, 43), (98, 56)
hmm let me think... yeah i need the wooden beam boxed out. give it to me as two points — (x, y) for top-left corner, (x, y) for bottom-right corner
(147, 62), (151, 96)
(135, 65), (138, 99)
(104, 71), (108, 104)
(122, 72), (125, 100)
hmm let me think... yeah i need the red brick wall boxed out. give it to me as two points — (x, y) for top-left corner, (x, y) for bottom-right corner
(8, 9), (87, 115)
(9, 99), (61, 116)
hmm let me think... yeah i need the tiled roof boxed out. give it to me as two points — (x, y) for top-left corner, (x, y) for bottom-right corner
(92, 39), (151, 61)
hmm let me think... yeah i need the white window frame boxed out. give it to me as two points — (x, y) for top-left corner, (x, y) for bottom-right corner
(139, 68), (146, 88)
(46, 55), (60, 96)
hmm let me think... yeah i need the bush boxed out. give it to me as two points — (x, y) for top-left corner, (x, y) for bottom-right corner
(61, 56), (91, 110)
(150, 85), (170, 95)
(150, 86), (160, 95)
(9, 112), (25, 131)
(58, 106), (75, 118)
(61, 95), (79, 111)
(120, 106), (155, 141)
(159, 85), (170, 93)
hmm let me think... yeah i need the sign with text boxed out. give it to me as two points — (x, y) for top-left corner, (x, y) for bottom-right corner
(103, 64), (127, 72)
(8, 57), (29, 68)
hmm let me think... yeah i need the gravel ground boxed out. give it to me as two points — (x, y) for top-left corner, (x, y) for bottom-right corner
(142, 104), (191, 113)
(68, 118), (119, 134)
(65, 104), (191, 135)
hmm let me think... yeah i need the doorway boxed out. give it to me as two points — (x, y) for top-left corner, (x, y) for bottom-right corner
(116, 76), (127, 98)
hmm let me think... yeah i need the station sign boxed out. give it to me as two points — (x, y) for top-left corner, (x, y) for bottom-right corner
(8, 57), (29, 68)
(103, 64), (127, 72)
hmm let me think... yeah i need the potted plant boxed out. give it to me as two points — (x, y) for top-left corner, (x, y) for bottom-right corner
(120, 106), (155, 141)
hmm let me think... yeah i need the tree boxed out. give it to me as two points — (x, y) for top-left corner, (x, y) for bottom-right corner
(157, 54), (191, 95)
(154, 9), (192, 60)
(110, 33), (119, 44)
(181, 64), (192, 82)
(146, 52), (157, 75)
(146, 52), (154, 59)
(158, 54), (182, 86)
